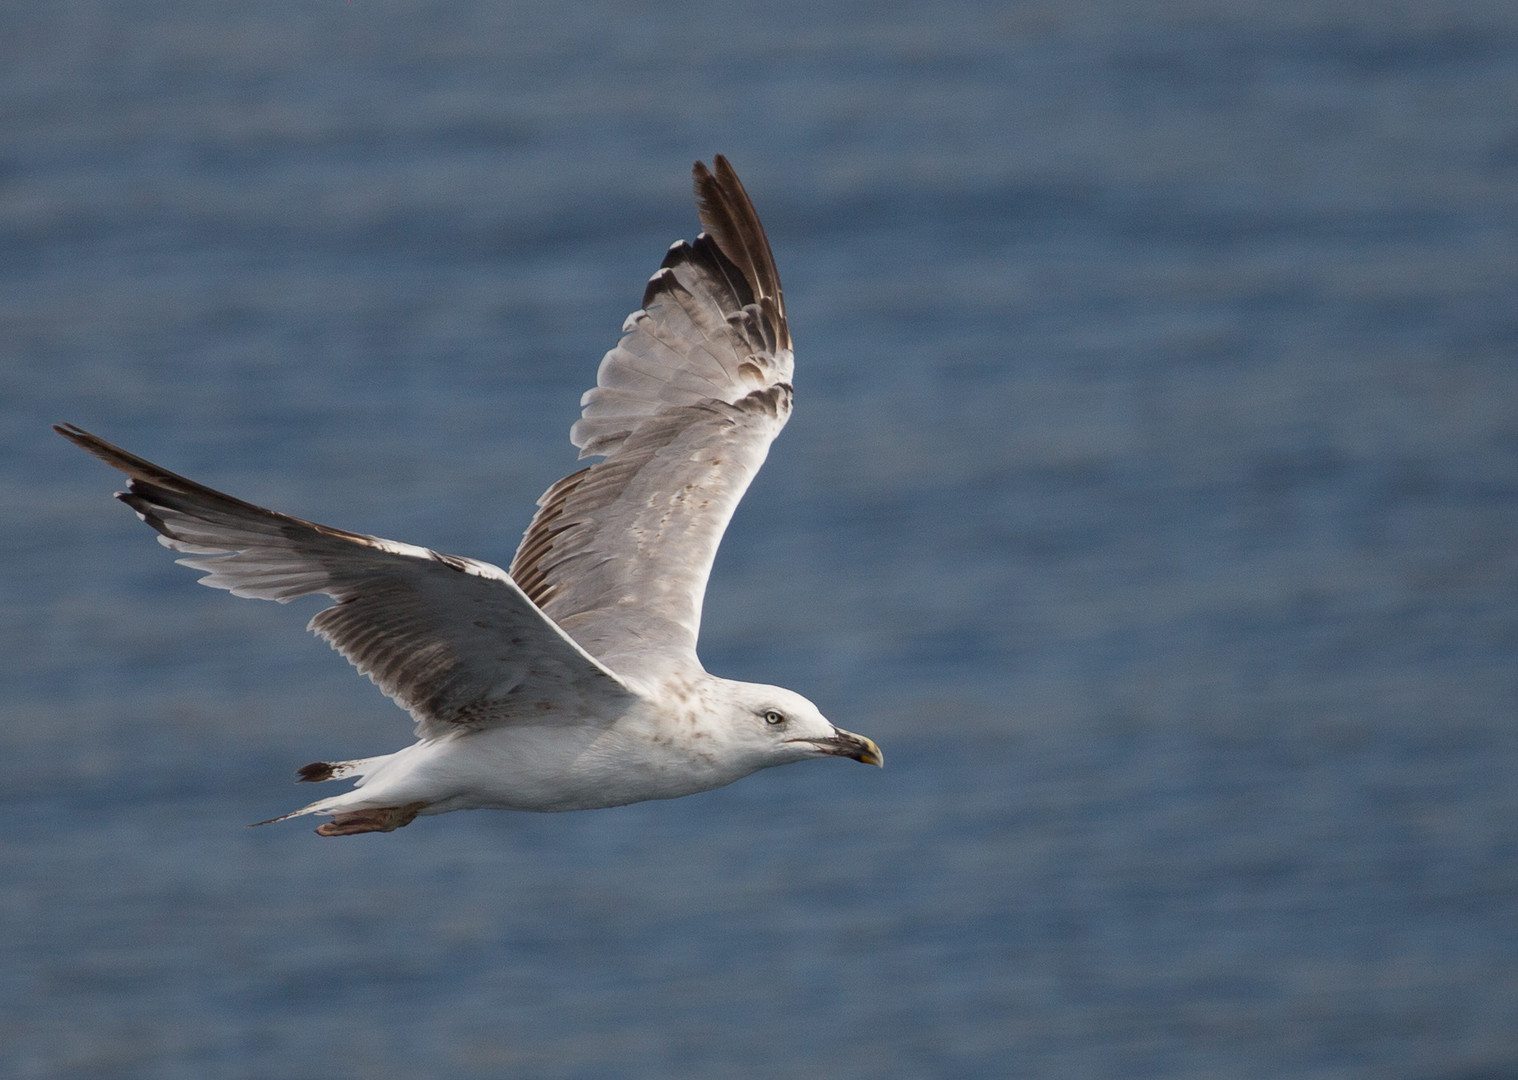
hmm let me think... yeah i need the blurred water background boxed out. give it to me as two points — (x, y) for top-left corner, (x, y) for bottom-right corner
(4, 1), (1517, 1077)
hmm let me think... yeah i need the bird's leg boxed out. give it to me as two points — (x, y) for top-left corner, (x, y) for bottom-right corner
(315, 802), (429, 837)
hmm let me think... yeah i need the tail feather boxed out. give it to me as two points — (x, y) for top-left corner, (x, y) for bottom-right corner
(250, 795), (429, 835)
(295, 756), (382, 783)
(249, 755), (388, 827)
(249, 791), (348, 828)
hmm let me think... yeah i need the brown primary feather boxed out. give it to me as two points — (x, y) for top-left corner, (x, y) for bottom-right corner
(694, 155), (790, 352)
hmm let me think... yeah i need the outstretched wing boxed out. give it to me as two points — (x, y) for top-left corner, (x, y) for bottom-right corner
(56, 423), (636, 739)
(510, 156), (793, 680)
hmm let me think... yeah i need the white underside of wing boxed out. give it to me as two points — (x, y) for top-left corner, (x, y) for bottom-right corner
(56, 423), (638, 740)
(510, 159), (795, 682)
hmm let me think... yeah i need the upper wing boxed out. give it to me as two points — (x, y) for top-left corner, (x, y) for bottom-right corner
(510, 156), (793, 680)
(56, 423), (636, 739)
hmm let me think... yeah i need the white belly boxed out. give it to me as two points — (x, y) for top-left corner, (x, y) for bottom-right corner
(337, 718), (746, 815)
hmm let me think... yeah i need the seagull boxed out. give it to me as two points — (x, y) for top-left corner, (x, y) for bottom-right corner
(57, 156), (881, 836)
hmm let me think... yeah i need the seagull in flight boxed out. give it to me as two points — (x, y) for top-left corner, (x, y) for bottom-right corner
(57, 156), (881, 836)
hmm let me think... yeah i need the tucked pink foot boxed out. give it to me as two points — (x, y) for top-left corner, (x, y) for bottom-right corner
(315, 802), (429, 836)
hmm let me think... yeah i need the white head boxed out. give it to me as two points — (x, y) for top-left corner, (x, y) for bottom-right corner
(709, 678), (883, 775)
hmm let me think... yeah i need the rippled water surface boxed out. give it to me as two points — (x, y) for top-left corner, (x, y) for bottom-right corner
(4, 2), (1518, 1077)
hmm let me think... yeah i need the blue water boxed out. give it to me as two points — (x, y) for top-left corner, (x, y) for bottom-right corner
(5, 1), (1518, 1077)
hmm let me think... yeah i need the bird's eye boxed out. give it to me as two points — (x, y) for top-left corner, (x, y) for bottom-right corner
(763, 709), (786, 726)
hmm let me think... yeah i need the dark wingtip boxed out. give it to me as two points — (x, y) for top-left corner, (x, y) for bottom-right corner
(689, 154), (788, 349)
(54, 421), (94, 447)
(53, 422), (148, 476)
